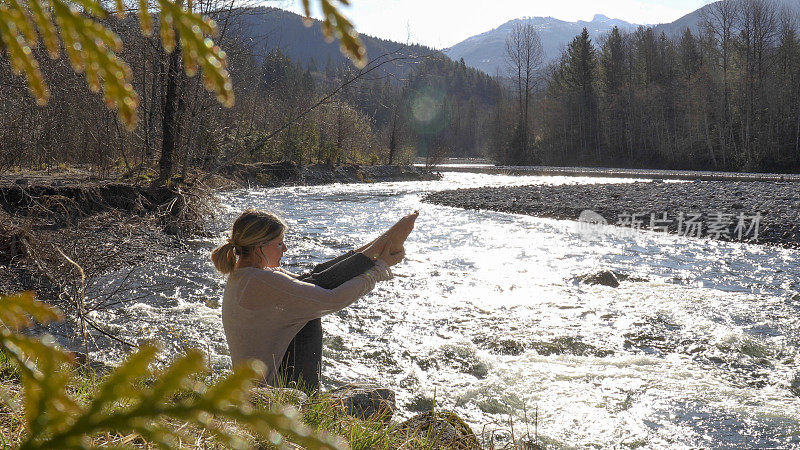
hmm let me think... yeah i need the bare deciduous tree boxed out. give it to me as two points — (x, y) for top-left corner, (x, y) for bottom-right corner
(505, 22), (543, 164)
(701, 0), (738, 166)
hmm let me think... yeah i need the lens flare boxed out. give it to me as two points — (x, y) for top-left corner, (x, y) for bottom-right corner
(407, 87), (448, 135)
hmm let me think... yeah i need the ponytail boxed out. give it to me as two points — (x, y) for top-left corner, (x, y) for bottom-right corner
(211, 241), (237, 274)
(211, 209), (287, 275)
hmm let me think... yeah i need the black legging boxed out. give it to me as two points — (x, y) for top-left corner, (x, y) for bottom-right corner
(277, 250), (374, 392)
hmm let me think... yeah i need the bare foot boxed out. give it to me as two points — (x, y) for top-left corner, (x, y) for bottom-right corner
(384, 211), (418, 248)
(364, 211), (419, 259)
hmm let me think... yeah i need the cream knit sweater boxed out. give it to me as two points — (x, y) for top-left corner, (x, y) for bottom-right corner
(221, 261), (392, 385)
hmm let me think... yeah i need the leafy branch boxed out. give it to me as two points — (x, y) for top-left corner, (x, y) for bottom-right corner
(0, 0), (365, 129)
(301, 0), (365, 68)
(0, 292), (348, 449)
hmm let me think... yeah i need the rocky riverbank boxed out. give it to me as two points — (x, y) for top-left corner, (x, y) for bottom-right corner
(423, 180), (800, 248)
(218, 161), (441, 186)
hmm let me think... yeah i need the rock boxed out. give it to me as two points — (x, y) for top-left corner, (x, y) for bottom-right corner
(437, 344), (489, 378)
(612, 271), (649, 283)
(472, 335), (525, 355)
(532, 336), (614, 357)
(406, 394), (436, 412)
(577, 270), (620, 288)
(520, 438), (545, 449)
(489, 339), (525, 356)
(790, 373), (800, 398)
(400, 411), (480, 449)
(328, 383), (395, 420)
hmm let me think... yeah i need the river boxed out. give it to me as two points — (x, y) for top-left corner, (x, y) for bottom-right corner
(86, 172), (800, 447)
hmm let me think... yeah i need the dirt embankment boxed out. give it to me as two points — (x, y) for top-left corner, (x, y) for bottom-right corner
(0, 164), (440, 301)
(219, 161), (441, 186)
(0, 178), (206, 302)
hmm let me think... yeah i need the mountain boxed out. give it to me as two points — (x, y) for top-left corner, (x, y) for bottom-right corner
(443, 14), (640, 76)
(231, 7), (435, 80)
(653, 0), (800, 37)
(446, 0), (800, 76)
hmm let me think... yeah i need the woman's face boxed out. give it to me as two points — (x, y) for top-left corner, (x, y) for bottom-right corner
(260, 233), (288, 268)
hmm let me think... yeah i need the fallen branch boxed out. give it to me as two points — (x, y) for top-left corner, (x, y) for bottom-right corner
(56, 247), (89, 363)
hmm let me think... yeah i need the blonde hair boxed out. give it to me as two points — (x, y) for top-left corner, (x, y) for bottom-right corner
(211, 209), (287, 274)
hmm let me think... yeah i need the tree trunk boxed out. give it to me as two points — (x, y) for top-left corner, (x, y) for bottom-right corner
(156, 37), (182, 187)
(388, 110), (398, 165)
(703, 111), (718, 168)
(795, 101), (800, 159)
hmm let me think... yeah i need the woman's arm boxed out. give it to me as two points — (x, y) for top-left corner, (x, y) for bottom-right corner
(243, 242), (400, 319)
(299, 252), (375, 289)
(300, 211), (419, 278)
(248, 262), (392, 321)
(308, 250), (361, 274)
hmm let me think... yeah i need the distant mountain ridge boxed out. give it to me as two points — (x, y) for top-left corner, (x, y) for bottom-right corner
(233, 7), (436, 79)
(444, 14), (640, 76)
(446, 0), (800, 76)
(652, 0), (800, 37)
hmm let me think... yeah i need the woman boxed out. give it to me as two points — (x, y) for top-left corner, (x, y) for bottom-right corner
(212, 208), (416, 389)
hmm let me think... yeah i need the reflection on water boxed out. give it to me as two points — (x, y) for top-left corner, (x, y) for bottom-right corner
(85, 173), (800, 447)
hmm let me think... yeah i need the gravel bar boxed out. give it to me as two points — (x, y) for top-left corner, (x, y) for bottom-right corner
(433, 165), (800, 182)
(423, 181), (800, 248)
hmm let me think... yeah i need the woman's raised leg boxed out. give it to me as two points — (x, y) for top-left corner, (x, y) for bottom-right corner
(278, 251), (375, 392)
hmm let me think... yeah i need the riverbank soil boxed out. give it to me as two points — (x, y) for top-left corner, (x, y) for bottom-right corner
(0, 178), (195, 303)
(218, 161), (441, 186)
(0, 163), (440, 302)
(424, 180), (800, 248)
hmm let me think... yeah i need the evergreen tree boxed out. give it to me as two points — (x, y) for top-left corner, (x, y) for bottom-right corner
(599, 26), (627, 160)
(561, 28), (599, 160)
(678, 29), (702, 81)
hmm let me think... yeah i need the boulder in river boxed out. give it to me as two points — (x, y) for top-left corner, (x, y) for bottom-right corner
(328, 383), (395, 421)
(576, 270), (620, 288)
(400, 410), (480, 449)
(790, 373), (800, 398)
(436, 343), (490, 378)
(613, 271), (649, 283)
(405, 394), (436, 412)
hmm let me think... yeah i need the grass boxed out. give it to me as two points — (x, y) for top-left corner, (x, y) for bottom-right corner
(0, 352), (460, 449)
(0, 351), (571, 449)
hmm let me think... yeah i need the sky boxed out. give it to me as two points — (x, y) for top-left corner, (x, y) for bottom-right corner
(275, 0), (714, 49)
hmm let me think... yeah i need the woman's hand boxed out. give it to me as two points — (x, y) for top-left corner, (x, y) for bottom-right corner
(378, 242), (405, 267)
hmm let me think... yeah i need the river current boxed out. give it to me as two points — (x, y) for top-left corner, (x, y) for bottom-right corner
(86, 173), (800, 448)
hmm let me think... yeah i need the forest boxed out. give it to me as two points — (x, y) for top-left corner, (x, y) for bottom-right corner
(1, 0), (799, 176)
(0, 5), (500, 182)
(516, 0), (800, 171)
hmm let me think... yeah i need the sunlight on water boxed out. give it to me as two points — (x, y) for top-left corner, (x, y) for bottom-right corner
(86, 173), (800, 447)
